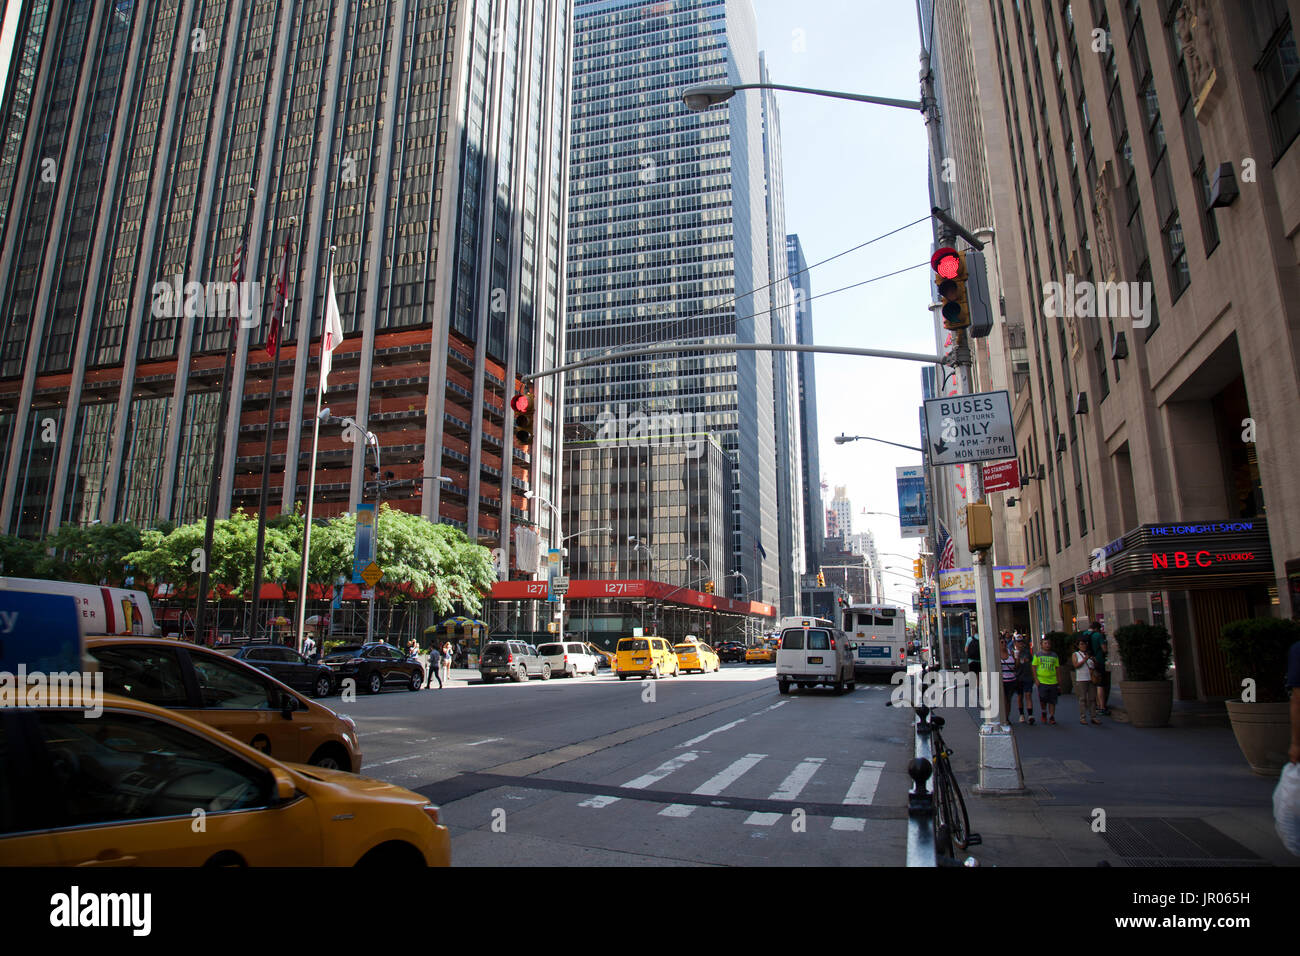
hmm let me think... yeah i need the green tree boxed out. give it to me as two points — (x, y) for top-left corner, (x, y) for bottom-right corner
(37, 522), (144, 585)
(0, 533), (46, 578)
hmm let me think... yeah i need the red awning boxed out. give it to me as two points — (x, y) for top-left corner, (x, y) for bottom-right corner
(489, 578), (775, 617)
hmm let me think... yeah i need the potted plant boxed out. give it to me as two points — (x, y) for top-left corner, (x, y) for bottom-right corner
(1115, 622), (1174, 727)
(1218, 617), (1299, 776)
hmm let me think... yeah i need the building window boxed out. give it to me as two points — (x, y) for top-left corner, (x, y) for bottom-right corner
(1257, 10), (1300, 156)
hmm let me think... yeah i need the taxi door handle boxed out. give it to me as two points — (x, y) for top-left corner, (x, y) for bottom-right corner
(76, 851), (139, 866)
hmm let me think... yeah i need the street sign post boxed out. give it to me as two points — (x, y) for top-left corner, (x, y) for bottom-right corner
(361, 562), (384, 588)
(923, 390), (1016, 466)
(982, 459), (1021, 494)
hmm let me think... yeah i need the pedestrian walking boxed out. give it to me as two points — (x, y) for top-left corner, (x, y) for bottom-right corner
(1000, 638), (1019, 719)
(425, 642), (443, 689)
(1013, 635), (1035, 724)
(440, 640), (452, 685)
(1088, 620), (1111, 715)
(1033, 634), (1061, 725)
(965, 632), (981, 674)
(1072, 636), (1101, 725)
(302, 633), (316, 661)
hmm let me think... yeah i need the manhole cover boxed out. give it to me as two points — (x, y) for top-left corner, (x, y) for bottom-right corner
(1100, 817), (1263, 866)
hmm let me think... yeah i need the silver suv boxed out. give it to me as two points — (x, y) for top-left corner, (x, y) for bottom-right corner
(479, 640), (551, 683)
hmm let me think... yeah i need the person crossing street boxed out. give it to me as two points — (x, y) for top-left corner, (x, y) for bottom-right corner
(425, 642), (443, 689)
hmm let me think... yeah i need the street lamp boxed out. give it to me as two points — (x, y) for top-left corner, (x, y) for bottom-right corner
(681, 81), (921, 113)
(834, 434), (924, 453)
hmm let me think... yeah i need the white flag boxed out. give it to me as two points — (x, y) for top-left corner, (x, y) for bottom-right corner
(321, 273), (344, 392)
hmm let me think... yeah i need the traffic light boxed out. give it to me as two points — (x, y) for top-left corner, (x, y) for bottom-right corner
(816, 570), (825, 587)
(931, 247), (969, 330)
(705, 580), (714, 594)
(931, 247), (994, 337)
(510, 392), (533, 453)
(966, 501), (994, 551)
(913, 557), (923, 580)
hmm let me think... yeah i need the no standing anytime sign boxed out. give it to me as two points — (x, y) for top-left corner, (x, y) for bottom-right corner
(923, 390), (1016, 466)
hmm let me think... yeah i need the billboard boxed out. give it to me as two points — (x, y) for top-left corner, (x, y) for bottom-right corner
(352, 503), (376, 584)
(895, 466), (927, 539)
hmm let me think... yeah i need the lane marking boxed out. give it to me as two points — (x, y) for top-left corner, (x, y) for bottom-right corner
(744, 811), (782, 826)
(831, 817), (867, 831)
(660, 753), (766, 818)
(769, 757), (825, 801)
(679, 718), (745, 747)
(578, 795), (620, 809)
(465, 737), (504, 747)
(842, 759), (886, 805)
(750, 700), (788, 716)
(369, 753), (426, 767)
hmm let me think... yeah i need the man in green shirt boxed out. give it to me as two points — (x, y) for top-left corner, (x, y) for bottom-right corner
(1033, 635), (1061, 725)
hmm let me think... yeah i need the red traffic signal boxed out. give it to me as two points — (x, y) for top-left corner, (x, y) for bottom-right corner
(510, 393), (531, 415)
(931, 247), (961, 280)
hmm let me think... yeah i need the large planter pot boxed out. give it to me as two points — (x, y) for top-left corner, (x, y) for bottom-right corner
(1058, 668), (1073, 695)
(1224, 701), (1291, 777)
(1119, 680), (1172, 728)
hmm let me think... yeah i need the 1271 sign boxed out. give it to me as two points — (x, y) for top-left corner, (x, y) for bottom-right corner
(923, 390), (1016, 466)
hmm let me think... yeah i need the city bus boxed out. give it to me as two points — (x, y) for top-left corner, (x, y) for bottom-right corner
(841, 603), (909, 676)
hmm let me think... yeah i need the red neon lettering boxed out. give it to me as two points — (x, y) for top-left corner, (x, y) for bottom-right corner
(1152, 553), (1168, 570)
(1174, 552), (1190, 568)
(1196, 551), (1210, 567)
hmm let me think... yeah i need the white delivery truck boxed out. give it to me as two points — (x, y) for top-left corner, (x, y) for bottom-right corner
(0, 576), (159, 638)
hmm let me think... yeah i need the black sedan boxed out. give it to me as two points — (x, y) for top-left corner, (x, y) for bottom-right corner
(716, 641), (747, 663)
(321, 642), (424, 694)
(217, 643), (335, 698)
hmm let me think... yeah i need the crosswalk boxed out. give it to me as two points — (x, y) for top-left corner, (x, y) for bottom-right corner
(577, 749), (891, 830)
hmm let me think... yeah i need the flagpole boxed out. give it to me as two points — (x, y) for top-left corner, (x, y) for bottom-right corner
(294, 245), (336, 651)
(250, 218), (296, 642)
(194, 186), (255, 644)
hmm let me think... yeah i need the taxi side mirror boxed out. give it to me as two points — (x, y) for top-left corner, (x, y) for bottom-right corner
(280, 692), (300, 719)
(270, 767), (297, 802)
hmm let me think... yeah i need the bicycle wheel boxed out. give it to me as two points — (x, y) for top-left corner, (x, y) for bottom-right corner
(931, 768), (955, 859)
(934, 752), (971, 850)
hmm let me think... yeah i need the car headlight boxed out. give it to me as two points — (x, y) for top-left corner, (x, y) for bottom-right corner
(422, 804), (441, 825)
(341, 714), (358, 734)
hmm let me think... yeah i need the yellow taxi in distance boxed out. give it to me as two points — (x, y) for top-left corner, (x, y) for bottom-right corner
(674, 641), (720, 673)
(745, 639), (778, 664)
(86, 636), (361, 772)
(616, 636), (679, 679)
(0, 691), (450, 867)
(586, 643), (616, 669)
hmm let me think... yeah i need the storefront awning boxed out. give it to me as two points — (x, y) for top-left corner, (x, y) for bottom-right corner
(1075, 517), (1273, 594)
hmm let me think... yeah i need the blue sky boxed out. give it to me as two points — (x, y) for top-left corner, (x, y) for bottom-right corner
(752, 0), (935, 606)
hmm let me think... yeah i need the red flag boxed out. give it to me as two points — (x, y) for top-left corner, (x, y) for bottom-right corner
(266, 234), (291, 357)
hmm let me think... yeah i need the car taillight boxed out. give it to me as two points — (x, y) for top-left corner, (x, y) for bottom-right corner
(829, 638), (836, 650)
(563, 655), (568, 662)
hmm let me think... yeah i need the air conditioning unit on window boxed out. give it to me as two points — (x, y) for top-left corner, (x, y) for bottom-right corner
(1111, 331), (1129, 360)
(1074, 392), (1089, 415)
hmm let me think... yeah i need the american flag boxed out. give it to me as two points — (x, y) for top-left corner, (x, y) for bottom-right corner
(230, 231), (247, 283)
(937, 518), (957, 570)
(266, 233), (291, 357)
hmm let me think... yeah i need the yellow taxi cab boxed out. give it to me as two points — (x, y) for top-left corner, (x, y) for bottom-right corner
(85, 636), (361, 772)
(615, 636), (679, 679)
(585, 643), (616, 670)
(674, 640), (720, 674)
(745, 639), (777, 664)
(0, 690), (450, 866)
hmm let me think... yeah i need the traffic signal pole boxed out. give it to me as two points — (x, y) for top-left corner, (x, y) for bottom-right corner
(920, 38), (1023, 794)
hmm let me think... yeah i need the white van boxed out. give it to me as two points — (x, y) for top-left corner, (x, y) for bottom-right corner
(775, 621), (855, 695)
(536, 641), (601, 678)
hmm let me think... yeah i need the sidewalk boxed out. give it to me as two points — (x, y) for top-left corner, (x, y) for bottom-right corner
(934, 682), (1297, 867)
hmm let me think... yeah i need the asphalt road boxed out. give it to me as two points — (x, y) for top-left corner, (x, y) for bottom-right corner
(340, 663), (917, 866)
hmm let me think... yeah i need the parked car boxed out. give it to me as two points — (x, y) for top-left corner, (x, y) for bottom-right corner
(616, 636), (679, 679)
(218, 643), (335, 698)
(320, 642), (425, 694)
(537, 641), (601, 678)
(479, 640), (551, 682)
(674, 641), (720, 673)
(716, 641), (746, 663)
(85, 637), (362, 772)
(0, 689), (449, 866)
(586, 643), (616, 670)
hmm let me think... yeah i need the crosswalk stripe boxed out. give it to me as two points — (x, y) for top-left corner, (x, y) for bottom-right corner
(831, 817), (866, 831)
(769, 757), (825, 801)
(659, 753), (767, 818)
(744, 811), (782, 826)
(582, 751), (701, 810)
(842, 760), (886, 805)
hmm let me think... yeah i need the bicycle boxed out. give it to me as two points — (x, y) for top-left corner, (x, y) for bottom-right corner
(888, 690), (980, 861)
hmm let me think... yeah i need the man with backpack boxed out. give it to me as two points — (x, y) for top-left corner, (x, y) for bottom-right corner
(1088, 619), (1111, 716)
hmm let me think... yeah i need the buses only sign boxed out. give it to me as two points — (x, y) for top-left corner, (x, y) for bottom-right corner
(923, 390), (1016, 466)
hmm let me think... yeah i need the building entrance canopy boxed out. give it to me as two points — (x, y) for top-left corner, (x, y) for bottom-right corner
(1075, 518), (1273, 594)
(490, 579), (776, 618)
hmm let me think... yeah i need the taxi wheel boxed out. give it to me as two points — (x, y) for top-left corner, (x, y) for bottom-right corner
(308, 744), (350, 772)
(651, 664), (660, 680)
(367, 672), (384, 695)
(619, 674), (627, 681)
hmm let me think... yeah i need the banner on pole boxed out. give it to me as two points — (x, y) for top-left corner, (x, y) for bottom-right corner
(353, 503), (376, 583)
(895, 465), (928, 539)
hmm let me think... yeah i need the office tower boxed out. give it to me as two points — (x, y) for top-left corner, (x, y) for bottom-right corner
(787, 235), (824, 580)
(566, 0), (781, 604)
(829, 485), (852, 545)
(959, 0), (1300, 699)
(0, 0), (572, 574)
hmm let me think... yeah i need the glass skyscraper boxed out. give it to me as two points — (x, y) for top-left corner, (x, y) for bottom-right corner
(0, 0), (572, 575)
(566, 0), (784, 605)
